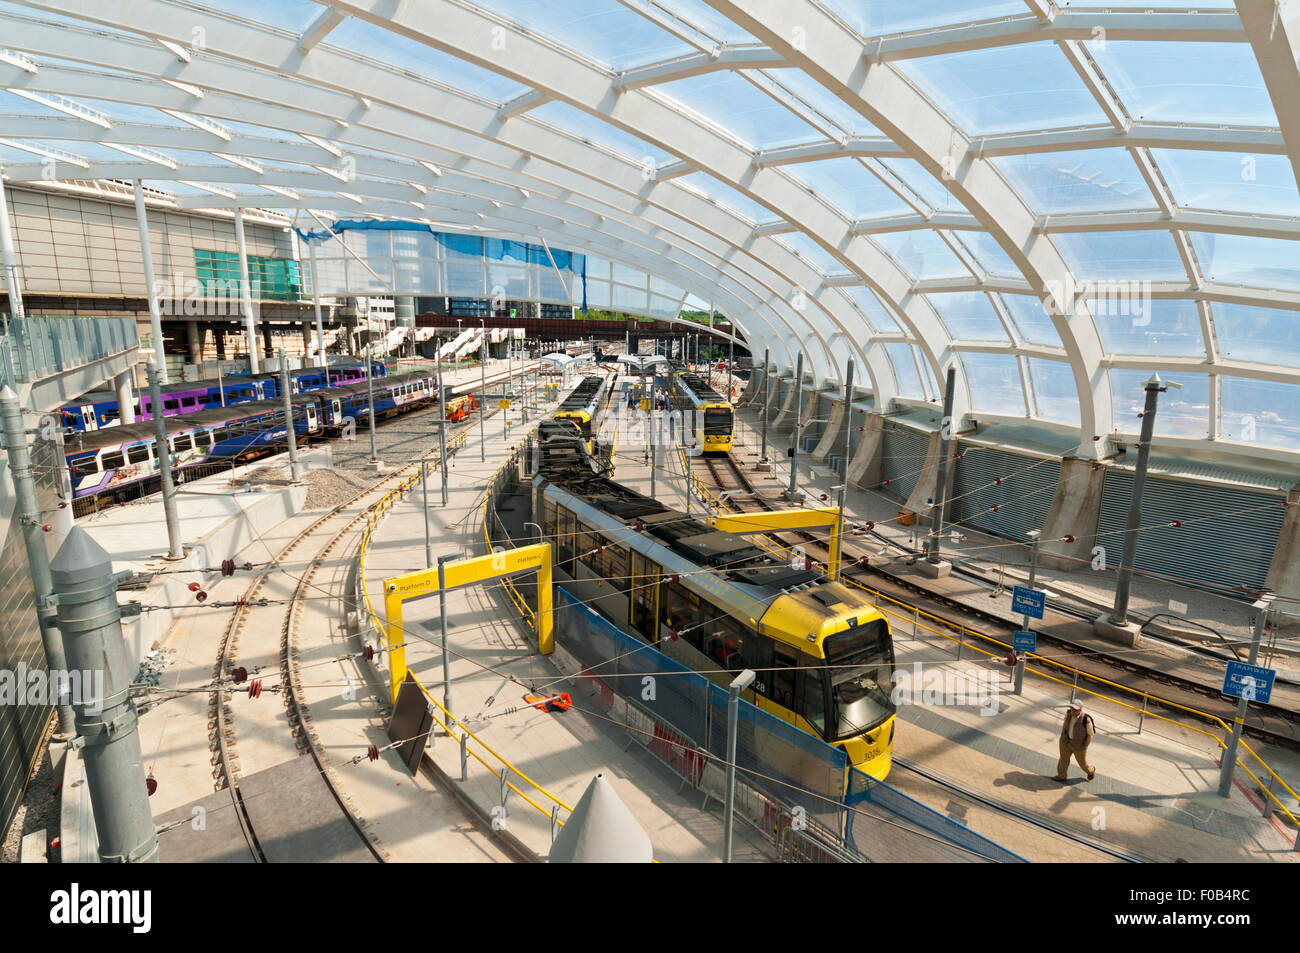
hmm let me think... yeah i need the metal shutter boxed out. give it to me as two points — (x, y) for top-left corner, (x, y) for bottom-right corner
(1097, 472), (1285, 592)
(952, 444), (1061, 542)
(880, 421), (930, 499)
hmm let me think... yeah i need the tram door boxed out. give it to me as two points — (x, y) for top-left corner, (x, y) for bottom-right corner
(305, 404), (318, 432)
(81, 406), (97, 431)
(629, 552), (659, 643)
(331, 399), (342, 426)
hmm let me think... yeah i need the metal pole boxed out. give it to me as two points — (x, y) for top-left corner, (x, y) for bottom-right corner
(728, 335), (734, 404)
(435, 337), (448, 505)
(1015, 530), (1040, 695)
(0, 172), (26, 321)
(365, 341), (377, 463)
(834, 359), (854, 580)
(50, 527), (160, 862)
(421, 462), (432, 569)
(133, 179), (168, 383)
(787, 351), (803, 500)
(1109, 375), (1166, 625)
(308, 240), (326, 368)
(216, 361), (226, 407)
(1218, 598), (1271, 797)
(234, 208), (259, 375)
(438, 554), (453, 717)
(479, 320), (486, 463)
(926, 366), (958, 565)
(146, 361), (184, 560)
(761, 347), (770, 462)
(723, 669), (756, 862)
(0, 386), (75, 734)
(277, 349), (301, 482)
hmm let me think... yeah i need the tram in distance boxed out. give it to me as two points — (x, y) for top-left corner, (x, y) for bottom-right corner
(531, 438), (896, 778)
(59, 361), (388, 432)
(671, 371), (733, 453)
(551, 374), (609, 450)
(65, 369), (440, 513)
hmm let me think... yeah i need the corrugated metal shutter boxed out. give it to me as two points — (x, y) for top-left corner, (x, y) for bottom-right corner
(1098, 472), (1285, 592)
(952, 443), (1062, 542)
(880, 421), (930, 499)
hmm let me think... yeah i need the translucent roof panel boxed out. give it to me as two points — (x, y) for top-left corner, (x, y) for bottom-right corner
(1091, 298), (1205, 357)
(895, 43), (1111, 136)
(1028, 359), (1081, 425)
(885, 343), (924, 398)
(754, 70), (881, 138)
(467, 0), (693, 71)
(872, 230), (971, 281)
(961, 352), (1024, 414)
(819, 0), (1027, 38)
(1000, 294), (1063, 348)
(1189, 233), (1300, 291)
(1212, 303), (1300, 367)
(1153, 150), (1300, 217)
(654, 0), (759, 43)
(1090, 42), (1276, 127)
(193, 0), (325, 32)
(787, 159), (911, 220)
(991, 150), (1157, 215)
(1110, 369), (1210, 438)
(879, 158), (966, 214)
(838, 286), (900, 333)
(1220, 378), (1300, 450)
(1052, 230), (1189, 282)
(527, 100), (676, 165)
(654, 72), (822, 150)
(777, 232), (842, 274)
(676, 171), (776, 223)
(953, 231), (1022, 279)
(927, 292), (1008, 342)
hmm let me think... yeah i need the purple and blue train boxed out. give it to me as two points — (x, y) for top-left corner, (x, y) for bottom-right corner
(66, 369), (440, 514)
(59, 361), (389, 432)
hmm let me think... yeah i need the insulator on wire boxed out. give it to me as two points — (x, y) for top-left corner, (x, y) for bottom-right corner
(991, 505), (999, 512)
(221, 559), (236, 577)
(1063, 534), (1076, 544)
(367, 745), (380, 762)
(188, 582), (201, 592)
(362, 644), (375, 661)
(1170, 520), (1182, 528)
(1004, 651), (1018, 668)
(145, 775), (157, 797)
(669, 573), (680, 584)
(247, 679), (263, 699)
(230, 666), (248, 684)
(196, 591), (208, 603)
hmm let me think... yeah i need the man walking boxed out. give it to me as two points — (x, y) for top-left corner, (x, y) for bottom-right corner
(1054, 700), (1096, 782)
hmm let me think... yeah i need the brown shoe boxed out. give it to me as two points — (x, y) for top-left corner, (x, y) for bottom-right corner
(1087, 770), (1095, 781)
(1053, 776), (1068, 782)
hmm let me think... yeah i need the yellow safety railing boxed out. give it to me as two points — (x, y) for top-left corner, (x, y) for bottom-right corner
(357, 432), (570, 831)
(482, 443), (537, 631)
(686, 449), (1300, 832)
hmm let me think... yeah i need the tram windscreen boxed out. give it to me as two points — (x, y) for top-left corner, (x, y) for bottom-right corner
(704, 407), (732, 435)
(824, 620), (895, 740)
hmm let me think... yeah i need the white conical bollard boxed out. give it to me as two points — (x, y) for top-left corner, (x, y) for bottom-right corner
(548, 773), (652, 863)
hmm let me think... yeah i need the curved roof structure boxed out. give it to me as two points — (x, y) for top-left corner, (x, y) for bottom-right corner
(2, 0), (1299, 465)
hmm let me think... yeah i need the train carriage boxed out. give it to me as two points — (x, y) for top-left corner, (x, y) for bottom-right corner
(672, 371), (733, 453)
(551, 374), (609, 451)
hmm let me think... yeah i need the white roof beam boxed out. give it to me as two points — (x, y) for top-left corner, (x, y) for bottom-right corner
(6, 88), (110, 127)
(973, 123), (1286, 157)
(497, 89), (549, 120)
(299, 8), (347, 53)
(1236, 0), (1300, 191)
(754, 138), (904, 167)
(614, 46), (784, 89)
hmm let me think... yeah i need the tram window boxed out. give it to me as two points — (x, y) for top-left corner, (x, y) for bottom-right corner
(543, 498), (557, 538)
(273, 411), (286, 426)
(197, 430), (213, 447)
(69, 457), (98, 479)
(173, 434), (193, 452)
(557, 506), (575, 567)
(770, 645), (798, 711)
(607, 544), (629, 592)
(663, 586), (704, 650)
(164, 399), (179, 411)
(101, 450), (125, 470)
(704, 617), (748, 671)
(797, 662), (828, 737)
(576, 520), (600, 571)
(126, 444), (150, 464)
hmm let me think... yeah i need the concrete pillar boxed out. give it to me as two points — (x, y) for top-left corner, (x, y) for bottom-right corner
(308, 239), (326, 367)
(1038, 458), (1108, 572)
(772, 373), (802, 432)
(1264, 483), (1300, 620)
(812, 397), (848, 462)
(0, 177), (25, 320)
(133, 179), (168, 383)
(185, 319), (202, 366)
(902, 429), (956, 520)
(261, 322), (273, 360)
(301, 320), (312, 357)
(848, 413), (885, 490)
(741, 367), (762, 405)
(113, 369), (136, 425)
(215, 329), (226, 360)
(234, 209), (259, 374)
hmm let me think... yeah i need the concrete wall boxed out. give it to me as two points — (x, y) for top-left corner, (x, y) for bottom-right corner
(1265, 484), (1300, 620)
(1038, 457), (1108, 572)
(902, 430), (957, 523)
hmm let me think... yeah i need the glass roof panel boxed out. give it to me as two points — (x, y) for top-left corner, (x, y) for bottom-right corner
(1052, 230), (1189, 282)
(1028, 358), (1080, 425)
(654, 72), (823, 150)
(467, 0), (693, 70)
(753, 70), (881, 138)
(528, 100), (676, 165)
(961, 352), (1023, 414)
(1090, 298), (1204, 357)
(1213, 303), (1300, 367)
(927, 291), (1008, 341)
(895, 43), (1111, 135)
(1059, 0), (1233, 6)
(1110, 368), (1210, 438)
(872, 230), (971, 280)
(192, 0), (325, 32)
(677, 171), (775, 223)
(885, 342), (924, 398)
(1190, 233), (1300, 290)
(817, 0), (1026, 37)
(953, 231), (1022, 278)
(991, 149), (1156, 215)
(327, 18), (529, 103)
(1090, 42), (1276, 126)
(1153, 150), (1300, 216)
(838, 285), (899, 332)
(777, 232), (842, 273)
(1000, 294), (1062, 347)
(878, 158), (965, 213)
(1220, 378), (1300, 450)
(787, 159), (911, 220)
(652, 0), (759, 44)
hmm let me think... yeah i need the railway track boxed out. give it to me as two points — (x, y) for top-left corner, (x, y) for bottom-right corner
(696, 451), (1300, 755)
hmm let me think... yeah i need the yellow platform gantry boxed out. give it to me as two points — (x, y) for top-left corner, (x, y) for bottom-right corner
(707, 507), (843, 580)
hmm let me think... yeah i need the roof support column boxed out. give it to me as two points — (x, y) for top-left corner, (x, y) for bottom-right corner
(309, 239), (326, 368)
(234, 208), (259, 375)
(134, 179), (167, 383)
(0, 175), (25, 321)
